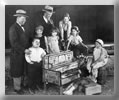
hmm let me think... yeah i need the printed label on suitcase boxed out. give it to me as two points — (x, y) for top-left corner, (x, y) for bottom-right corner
(43, 51), (73, 69)
(59, 55), (66, 63)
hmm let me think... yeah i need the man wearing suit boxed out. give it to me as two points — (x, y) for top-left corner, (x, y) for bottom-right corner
(33, 5), (55, 53)
(9, 9), (30, 94)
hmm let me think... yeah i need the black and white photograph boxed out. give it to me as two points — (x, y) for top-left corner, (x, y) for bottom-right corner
(5, 5), (114, 95)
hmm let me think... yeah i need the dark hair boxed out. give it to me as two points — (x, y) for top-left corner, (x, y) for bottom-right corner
(32, 37), (40, 42)
(71, 26), (80, 35)
(63, 13), (70, 19)
(50, 27), (59, 36)
(35, 25), (44, 31)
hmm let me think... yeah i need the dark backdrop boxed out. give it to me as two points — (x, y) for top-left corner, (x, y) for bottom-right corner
(5, 5), (114, 48)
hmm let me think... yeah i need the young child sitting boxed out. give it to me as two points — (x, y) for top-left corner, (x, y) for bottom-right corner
(47, 27), (60, 54)
(63, 39), (109, 95)
(25, 37), (46, 93)
(87, 39), (109, 83)
(67, 26), (88, 58)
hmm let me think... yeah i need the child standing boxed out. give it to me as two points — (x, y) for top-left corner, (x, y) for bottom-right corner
(67, 26), (88, 58)
(35, 25), (46, 50)
(25, 38), (46, 92)
(87, 39), (109, 83)
(47, 27), (60, 53)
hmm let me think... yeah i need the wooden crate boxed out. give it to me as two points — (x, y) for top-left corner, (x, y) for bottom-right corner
(84, 83), (102, 95)
(43, 61), (80, 86)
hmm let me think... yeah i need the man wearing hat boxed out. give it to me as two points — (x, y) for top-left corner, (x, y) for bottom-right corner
(9, 9), (30, 94)
(33, 5), (55, 53)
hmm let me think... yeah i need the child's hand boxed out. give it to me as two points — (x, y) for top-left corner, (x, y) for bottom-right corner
(29, 61), (34, 64)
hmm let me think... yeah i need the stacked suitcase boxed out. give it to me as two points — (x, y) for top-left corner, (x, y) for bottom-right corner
(43, 51), (81, 94)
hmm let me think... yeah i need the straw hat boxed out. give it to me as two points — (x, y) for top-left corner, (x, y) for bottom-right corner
(13, 9), (28, 17)
(96, 39), (104, 46)
(42, 5), (55, 13)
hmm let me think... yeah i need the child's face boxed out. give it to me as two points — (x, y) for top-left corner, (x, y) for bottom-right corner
(63, 17), (69, 23)
(72, 29), (77, 36)
(95, 42), (101, 48)
(32, 39), (40, 48)
(36, 29), (43, 36)
(52, 31), (57, 37)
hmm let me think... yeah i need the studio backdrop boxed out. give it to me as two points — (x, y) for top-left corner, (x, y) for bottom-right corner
(5, 5), (114, 49)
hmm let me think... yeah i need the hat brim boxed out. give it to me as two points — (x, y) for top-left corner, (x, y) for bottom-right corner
(13, 14), (29, 17)
(42, 9), (55, 13)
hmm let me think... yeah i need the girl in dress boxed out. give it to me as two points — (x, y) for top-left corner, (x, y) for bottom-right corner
(47, 27), (60, 53)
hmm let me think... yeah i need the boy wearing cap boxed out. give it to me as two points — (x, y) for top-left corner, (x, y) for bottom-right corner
(9, 9), (30, 94)
(87, 39), (109, 83)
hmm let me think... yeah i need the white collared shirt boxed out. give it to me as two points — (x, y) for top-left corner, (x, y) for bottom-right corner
(16, 22), (25, 32)
(43, 16), (48, 23)
(68, 35), (83, 45)
(25, 47), (46, 63)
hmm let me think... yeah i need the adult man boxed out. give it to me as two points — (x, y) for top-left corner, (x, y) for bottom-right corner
(9, 9), (30, 94)
(33, 5), (55, 53)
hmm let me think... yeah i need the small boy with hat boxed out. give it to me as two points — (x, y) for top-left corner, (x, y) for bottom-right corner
(87, 39), (109, 83)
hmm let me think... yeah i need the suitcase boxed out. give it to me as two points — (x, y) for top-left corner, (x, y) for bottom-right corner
(84, 83), (102, 95)
(43, 61), (80, 86)
(43, 51), (73, 69)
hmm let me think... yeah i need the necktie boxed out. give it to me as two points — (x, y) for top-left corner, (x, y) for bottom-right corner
(21, 26), (25, 32)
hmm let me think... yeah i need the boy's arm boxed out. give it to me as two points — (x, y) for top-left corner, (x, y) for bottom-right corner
(92, 48), (105, 65)
(41, 49), (46, 59)
(25, 52), (34, 64)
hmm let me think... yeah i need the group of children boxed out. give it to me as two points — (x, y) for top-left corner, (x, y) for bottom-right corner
(25, 24), (109, 94)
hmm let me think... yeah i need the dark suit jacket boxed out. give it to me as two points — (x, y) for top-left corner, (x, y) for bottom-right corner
(9, 22), (29, 77)
(33, 12), (55, 37)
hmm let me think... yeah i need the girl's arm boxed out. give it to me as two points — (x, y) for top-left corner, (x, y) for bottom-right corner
(67, 21), (72, 39)
(59, 21), (64, 41)
(66, 40), (71, 50)
(44, 36), (49, 53)
(78, 35), (88, 48)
